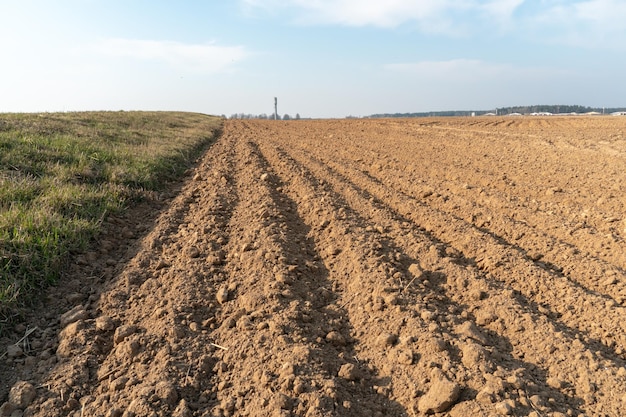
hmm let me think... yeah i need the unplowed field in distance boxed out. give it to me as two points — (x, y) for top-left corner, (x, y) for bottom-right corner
(3, 117), (626, 416)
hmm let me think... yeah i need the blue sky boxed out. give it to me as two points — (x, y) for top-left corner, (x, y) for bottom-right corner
(1, 0), (625, 118)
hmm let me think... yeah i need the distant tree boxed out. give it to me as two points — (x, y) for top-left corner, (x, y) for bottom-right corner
(258, 113), (268, 119)
(283, 114), (291, 120)
(295, 113), (301, 120)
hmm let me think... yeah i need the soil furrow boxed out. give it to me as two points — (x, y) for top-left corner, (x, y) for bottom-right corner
(255, 134), (584, 415)
(371, 162), (626, 274)
(260, 130), (626, 415)
(326, 122), (626, 274)
(4, 117), (626, 417)
(308, 138), (626, 358)
(324, 119), (626, 271)
(202, 131), (405, 416)
(313, 137), (626, 306)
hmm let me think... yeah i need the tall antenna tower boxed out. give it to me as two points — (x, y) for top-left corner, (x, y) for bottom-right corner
(274, 97), (278, 120)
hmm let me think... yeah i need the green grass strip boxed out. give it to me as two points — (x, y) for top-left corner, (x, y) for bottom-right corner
(0, 111), (222, 328)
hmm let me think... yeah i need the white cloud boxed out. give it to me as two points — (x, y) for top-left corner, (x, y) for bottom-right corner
(289, 0), (458, 28)
(481, 0), (525, 22)
(241, 0), (523, 33)
(242, 0), (626, 47)
(531, 0), (626, 48)
(97, 39), (249, 73)
(540, 0), (626, 26)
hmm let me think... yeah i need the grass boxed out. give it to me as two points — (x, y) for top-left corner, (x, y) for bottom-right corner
(0, 111), (222, 328)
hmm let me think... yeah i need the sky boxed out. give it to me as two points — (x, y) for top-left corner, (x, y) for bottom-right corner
(1, 0), (625, 118)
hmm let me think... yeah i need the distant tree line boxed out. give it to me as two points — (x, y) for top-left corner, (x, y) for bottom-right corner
(368, 110), (474, 118)
(228, 113), (302, 120)
(494, 105), (626, 115)
(367, 105), (626, 118)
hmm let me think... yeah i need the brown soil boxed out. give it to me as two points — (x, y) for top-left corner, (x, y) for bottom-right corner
(2, 117), (626, 416)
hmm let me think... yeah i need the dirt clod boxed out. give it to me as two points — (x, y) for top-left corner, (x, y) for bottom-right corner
(8, 381), (36, 409)
(376, 333), (398, 348)
(59, 305), (88, 328)
(6, 345), (22, 358)
(95, 315), (115, 332)
(216, 286), (229, 304)
(0, 402), (16, 417)
(494, 400), (514, 415)
(113, 325), (138, 344)
(338, 363), (361, 381)
(154, 381), (178, 407)
(325, 331), (346, 346)
(408, 263), (424, 278)
(417, 377), (461, 413)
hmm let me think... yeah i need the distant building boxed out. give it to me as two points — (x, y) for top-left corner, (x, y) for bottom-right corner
(611, 111), (626, 116)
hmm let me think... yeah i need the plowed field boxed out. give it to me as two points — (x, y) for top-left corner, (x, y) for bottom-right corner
(3, 117), (626, 416)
